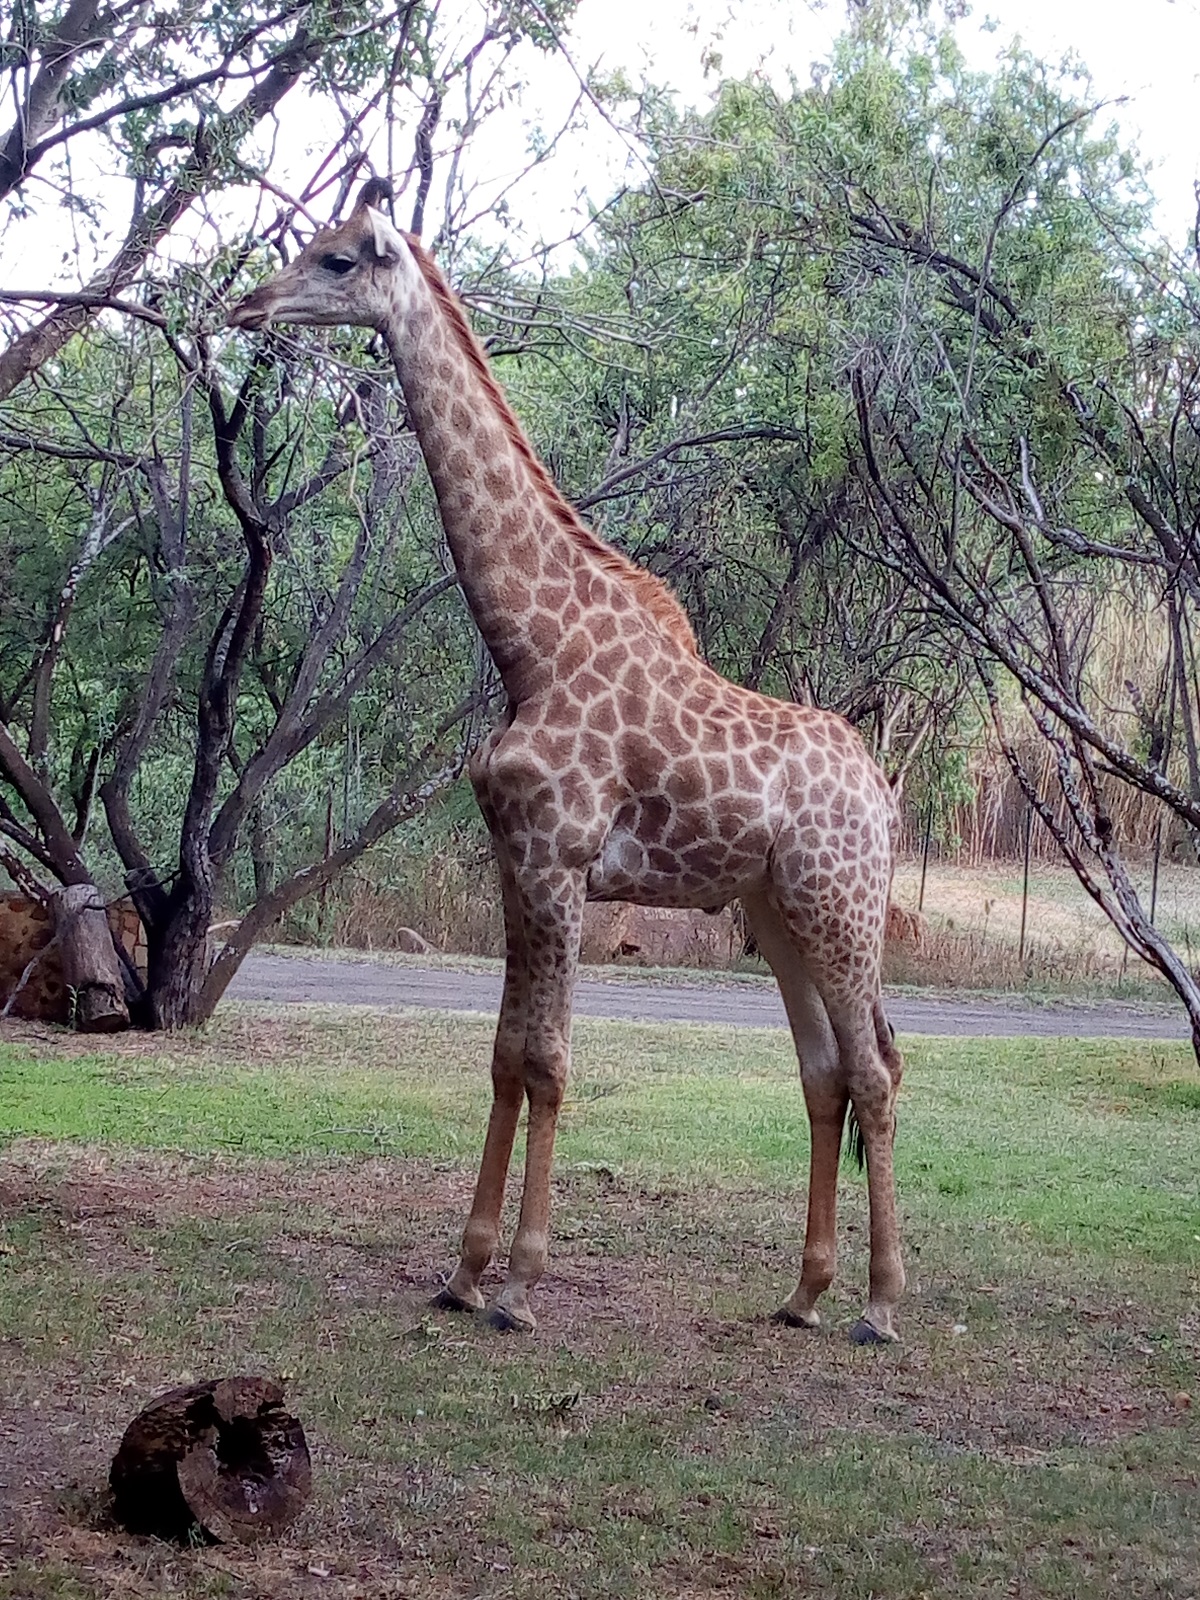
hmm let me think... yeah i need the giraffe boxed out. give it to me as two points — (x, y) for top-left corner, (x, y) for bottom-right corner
(229, 180), (907, 1343)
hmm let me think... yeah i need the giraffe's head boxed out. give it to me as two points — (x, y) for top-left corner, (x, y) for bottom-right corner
(228, 178), (421, 334)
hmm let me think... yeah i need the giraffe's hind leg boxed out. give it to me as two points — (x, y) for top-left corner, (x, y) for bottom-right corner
(742, 893), (846, 1331)
(821, 983), (905, 1343)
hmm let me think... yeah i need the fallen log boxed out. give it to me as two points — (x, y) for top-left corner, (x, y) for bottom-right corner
(110, 1376), (311, 1543)
(53, 883), (128, 1032)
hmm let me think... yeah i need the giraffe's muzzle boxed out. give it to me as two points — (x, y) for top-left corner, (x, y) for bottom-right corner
(227, 290), (272, 330)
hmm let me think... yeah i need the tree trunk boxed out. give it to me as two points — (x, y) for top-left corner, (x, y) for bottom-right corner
(249, 798), (273, 900)
(146, 895), (214, 1030)
(52, 883), (129, 1032)
(110, 1376), (310, 1543)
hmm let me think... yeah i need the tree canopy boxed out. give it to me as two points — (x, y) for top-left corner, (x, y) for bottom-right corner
(3, 0), (1199, 1045)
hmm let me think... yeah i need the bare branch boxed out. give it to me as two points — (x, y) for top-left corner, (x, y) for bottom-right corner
(0, 720), (91, 885)
(207, 572), (460, 870)
(0, 845), (52, 901)
(575, 425), (807, 510)
(0, 20), (327, 401)
(198, 688), (490, 1018)
(0, 289), (168, 329)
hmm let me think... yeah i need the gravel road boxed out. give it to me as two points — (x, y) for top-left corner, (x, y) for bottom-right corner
(225, 952), (1189, 1039)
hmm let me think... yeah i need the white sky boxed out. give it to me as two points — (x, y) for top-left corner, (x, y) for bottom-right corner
(497, 0), (1200, 252)
(3, 0), (1200, 289)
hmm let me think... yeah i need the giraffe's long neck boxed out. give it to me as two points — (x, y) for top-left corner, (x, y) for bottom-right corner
(384, 281), (587, 701)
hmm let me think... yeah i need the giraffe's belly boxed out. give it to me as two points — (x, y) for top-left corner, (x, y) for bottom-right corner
(585, 820), (769, 910)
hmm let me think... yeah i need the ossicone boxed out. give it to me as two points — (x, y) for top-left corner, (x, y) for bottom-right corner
(356, 176), (394, 213)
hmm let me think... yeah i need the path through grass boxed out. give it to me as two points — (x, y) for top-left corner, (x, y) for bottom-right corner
(0, 1006), (1198, 1598)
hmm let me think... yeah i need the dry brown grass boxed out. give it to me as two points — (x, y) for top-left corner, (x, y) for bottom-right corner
(287, 855), (505, 956)
(889, 859), (1200, 994)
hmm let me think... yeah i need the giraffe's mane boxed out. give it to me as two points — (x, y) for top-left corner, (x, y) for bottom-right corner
(405, 236), (698, 657)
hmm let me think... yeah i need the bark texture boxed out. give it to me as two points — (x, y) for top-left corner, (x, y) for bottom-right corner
(52, 883), (128, 1031)
(109, 1376), (310, 1543)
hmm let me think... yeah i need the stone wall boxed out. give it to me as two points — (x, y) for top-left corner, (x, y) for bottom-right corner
(581, 903), (743, 968)
(0, 894), (145, 1023)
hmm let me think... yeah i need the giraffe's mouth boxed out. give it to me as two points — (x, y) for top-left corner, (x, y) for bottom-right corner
(227, 298), (272, 331)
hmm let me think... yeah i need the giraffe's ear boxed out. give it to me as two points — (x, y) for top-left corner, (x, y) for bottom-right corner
(366, 205), (407, 264)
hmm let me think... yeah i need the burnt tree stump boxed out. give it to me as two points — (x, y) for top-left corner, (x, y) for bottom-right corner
(110, 1377), (311, 1543)
(53, 883), (129, 1032)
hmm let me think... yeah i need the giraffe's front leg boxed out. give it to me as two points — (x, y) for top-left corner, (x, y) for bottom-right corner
(487, 868), (585, 1334)
(433, 1053), (524, 1312)
(485, 1058), (564, 1333)
(433, 826), (528, 1314)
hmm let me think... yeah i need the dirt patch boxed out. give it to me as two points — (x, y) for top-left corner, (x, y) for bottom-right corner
(7, 1516), (458, 1599)
(0, 1011), (330, 1063)
(1, 1144), (1181, 1442)
(0, 1143), (1194, 1597)
(0, 1141), (470, 1226)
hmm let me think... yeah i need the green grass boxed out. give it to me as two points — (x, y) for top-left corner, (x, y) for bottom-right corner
(2, 1011), (1197, 1262)
(1, 1005), (1198, 1598)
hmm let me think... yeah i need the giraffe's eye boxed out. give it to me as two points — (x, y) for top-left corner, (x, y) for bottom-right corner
(320, 253), (357, 276)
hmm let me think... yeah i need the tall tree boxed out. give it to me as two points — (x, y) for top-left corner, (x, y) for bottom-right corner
(0, 0), (577, 1027)
(789, 10), (1200, 1049)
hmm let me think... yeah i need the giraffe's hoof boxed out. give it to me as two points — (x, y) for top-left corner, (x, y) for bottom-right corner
(486, 1302), (536, 1335)
(771, 1305), (821, 1330)
(849, 1317), (899, 1346)
(430, 1285), (484, 1314)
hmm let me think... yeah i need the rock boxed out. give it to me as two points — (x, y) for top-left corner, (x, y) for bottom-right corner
(885, 903), (928, 949)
